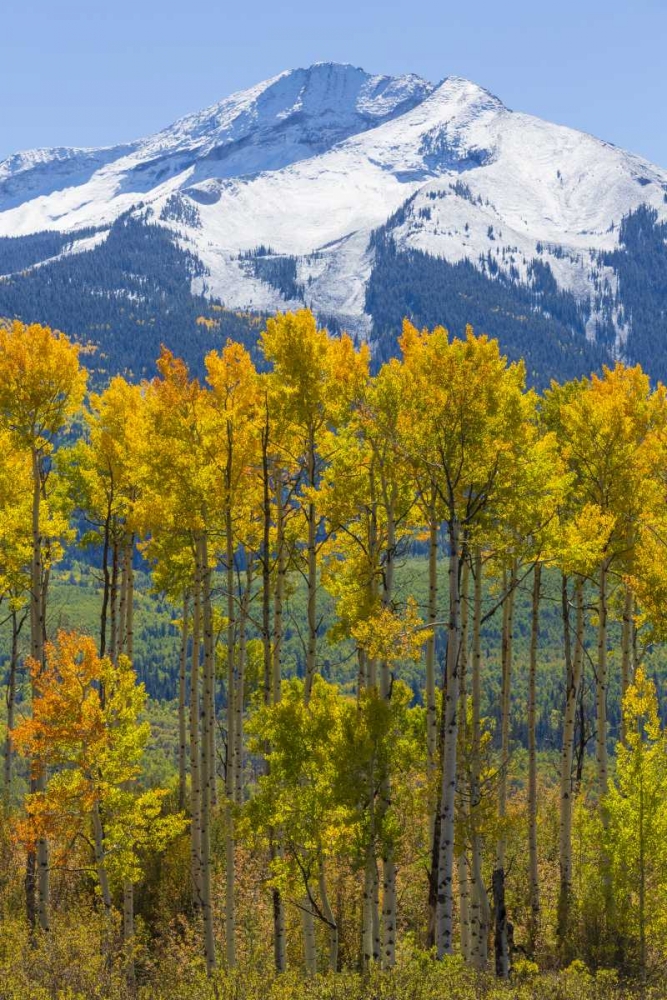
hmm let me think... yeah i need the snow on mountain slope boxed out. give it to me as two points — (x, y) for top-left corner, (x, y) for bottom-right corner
(1, 62), (666, 346)
(0, 64), (432, 236)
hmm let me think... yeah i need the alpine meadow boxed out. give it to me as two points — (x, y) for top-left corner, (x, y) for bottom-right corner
(3, 42), (667, 1000)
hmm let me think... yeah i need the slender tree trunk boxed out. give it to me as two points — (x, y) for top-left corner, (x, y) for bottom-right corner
(558, 576), (583, 952)
(381, 850), (396, 969)
(469, 547), (489, 970)
(120, 538), (136, 987)
(596, 560), (613, 934)
(224, 514), (236, 970)
(639, 772), (646, 987)
(620, 586), (634, 745)
(428, 639), (448, 948)
(435, 517), (461, 958)
(123, 882), (135, 989)
(367, 484), (379, 693)
(574, 671), (587, 795)
(357, 648), (367, 698)
(362, 852), (375, 966)
(178, 592), (190, 813)
(304, 428), (318, 704)
(494, 561), (516, 978)
(457, 559), (471, 962)
(378, 497), (397, 969)
(426, 508), (439, 836)
(527, 563), (541, 957)
(362, 760), (381, 967)
(301, 898), (318, 975)
(298, 431), (320, 970)
(273, 474), (286, 704)
(496, 564), (516, 868)
(125, 538), (134, 661)
(272, 864), (287, 973)
(199, 534), (217, 974)
(190, 551), (202, 907)
(233, 568), (250, 806)
(493, 867), (509, 978)
(319, 864), (339, 972)
(99, 503), (112, 658)
(368, 853), (382, 963)
(30, 448), (49, 932)
(596, 561), (610, 797)
(92, 802), (112, 914)
(458, 853), (471, 961)
(118, 538), (128, 658)
(266, 464), (288, 973)
(3, 610), (20, 805)
(225, 513), (236, 786)
(261, 426), (272, 710)
(109, 540), (119, 668)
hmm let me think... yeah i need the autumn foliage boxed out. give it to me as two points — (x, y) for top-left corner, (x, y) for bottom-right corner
(0, 314), (667, 997)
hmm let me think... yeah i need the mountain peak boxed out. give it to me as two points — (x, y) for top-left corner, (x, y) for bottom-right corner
(1, 60), (667, 374)
(431, 75), (506, 112)
(130, 63), (433, 166)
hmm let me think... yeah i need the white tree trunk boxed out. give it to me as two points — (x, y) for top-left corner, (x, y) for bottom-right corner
(469, 547), (489, 970)
(426, 510), (439, 837)
(435, 518), (461, 958)
(92, 802), (112, 914)
(620, 586), (634, 745)
(458, 852), (471, 962)
(319, 865), (339, 972)
(596, 560), (613, 930)
(493, 561), (516, 979)
(189, 554), (202, 907)
(304, 431), (318, 705)
(527, 562), (541, 956)
(178, 592), (189, 813)
(558, 576), (583, 950)
(301, 901), (317, 975)
(199, 535), (217, 974)
(30, 449), (50, 932)
(3, 611), (19, 805)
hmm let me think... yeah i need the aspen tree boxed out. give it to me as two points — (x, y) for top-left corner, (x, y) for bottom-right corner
(13, 632), (184, 922)
(261, 311), (367, 703)
(0, 321), (86, 931)
(550, 507), (614, 950)
(206, 341), (261, 969)
(141, 351), (219, 972)
(318, 354), (416, 968)
(606, 669), (667, 982)
(353, 359), (412, 969)
(0, 431), (31, 805)
(527, 561), (540, 956)
(68, 376), (146, 977)
(262, 311), (367, 968)
(398, 322), (529, 958)
(547, 366), (662, 940)
(457, 559), (471, 962)
(245, 678), (344, 974)
(490, 411), (568, 966)
(468, 546), (490, 969)
(247, 371), (295, 972)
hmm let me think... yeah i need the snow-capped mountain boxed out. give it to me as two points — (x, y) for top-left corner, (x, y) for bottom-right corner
(1, 62), (666, 381)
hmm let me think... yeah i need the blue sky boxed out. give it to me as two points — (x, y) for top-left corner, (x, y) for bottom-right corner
(2, 0), (666, 165)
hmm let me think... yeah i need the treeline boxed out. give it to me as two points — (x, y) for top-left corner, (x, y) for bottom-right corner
(1, 313), (667, 995)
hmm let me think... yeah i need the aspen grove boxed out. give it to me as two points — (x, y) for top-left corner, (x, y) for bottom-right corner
(1, 313), (667, 997)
